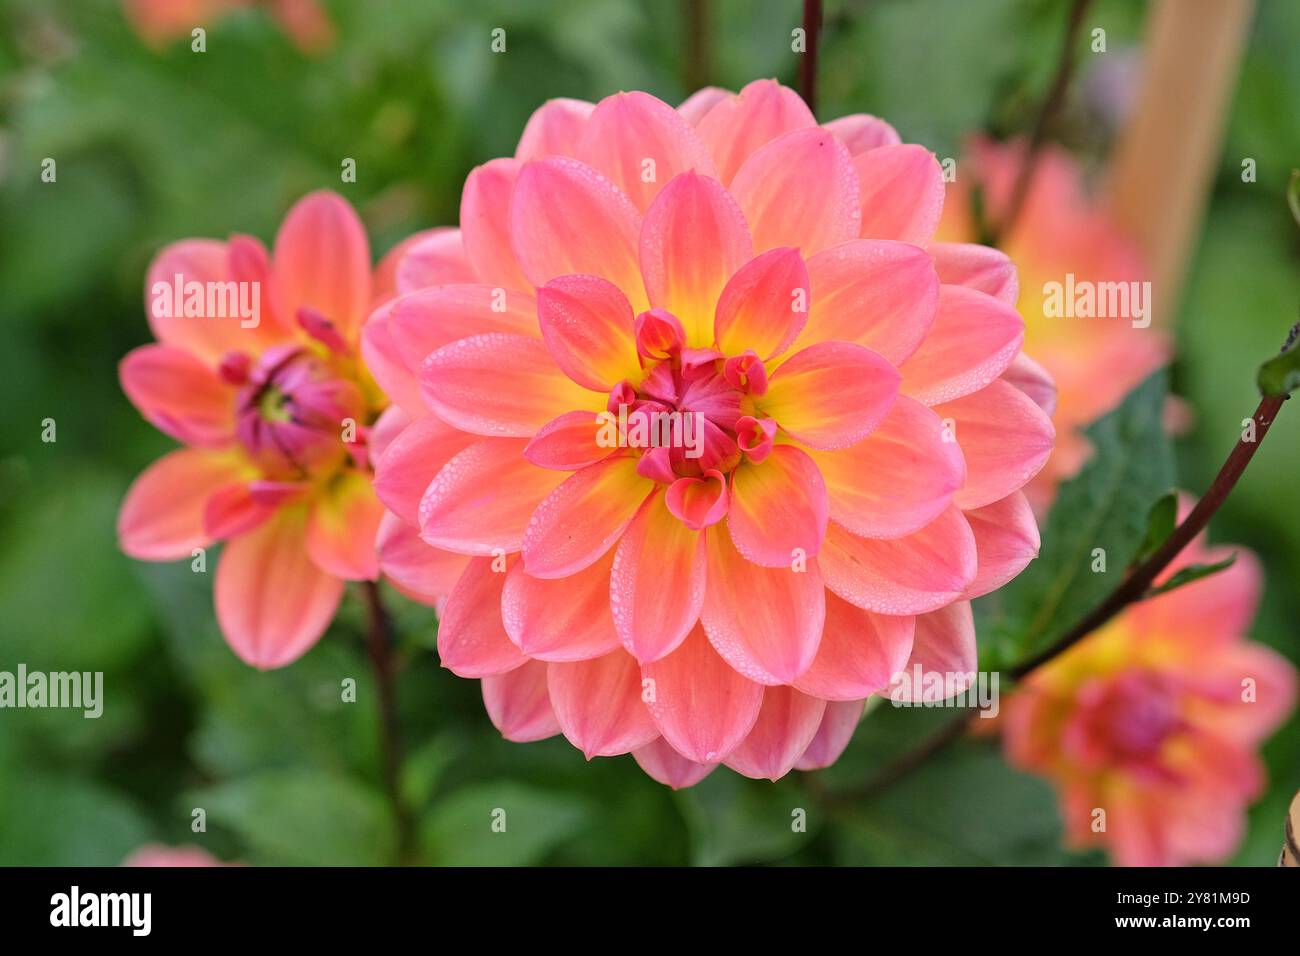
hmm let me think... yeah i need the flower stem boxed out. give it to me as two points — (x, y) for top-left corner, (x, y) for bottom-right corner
(988, 0), (1094, 246)
(800, 0), (822, 115)
(362, 579), (413, 863)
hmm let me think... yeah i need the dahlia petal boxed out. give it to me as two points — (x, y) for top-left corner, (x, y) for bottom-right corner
(712, 247), (810, 360)
(368, 405), (411, 463)
(934, 380), (1055, 509)
(1129, 546), (1264, 648)
(610, 492), (706, 663)
(928, 241), (1018, 304)
(120, 344), (235, 446)
(373, 413), (474, 526)
(1001, 353), (1058, 417)
(537, 274), (640, 390)
(694, 79), (815, 184)
(723, 686), (826, 781)
(641, 624), (765, 763)
(793, 593), (916, 700)
(389, 285), (539, 373)
(677, 86), (731, 124)
(272, 191), (371, 341)
(501, 551), (621, 661)
(632, 737), (716, 789)
(823, 113), (902, 155)
(515, 97), (595, 162)
(118, 449), (249, 560)
(806, 394), (965, 539)
(305, 471), (384, 581)
(482, 659), (562, 742)
(521, 456), (652, 579)
(547, 651), (659, 758)
(437, 557), (527, 677)
(802, 239), (939, 365)
(640, 171), (753, 347)
(390, 229), (477, 296)
(795, 699), (867, 771)
(727, 444), (828, 567)
(820, 510), (977, 615)
(899, 285), (1024, 405)
(459, 159), (532, 290)
(376, 511), (468, 604)
(203, 482), (279, 540)
(420, 439), (567, 555)
(510, 157), (644, 307)
(523, 410), (608, 471)
(577, 90), (717, 211)
(891, 601), (978, 701)
(730, 127), (860, 255)
(419, 333), (594, 437)
(1196, 643), (1297, 740)
(762, 341), (900, 449)
(701, 526), (825, 684)
(215, 509), (344, 670)
(854, 143), (945, 244)
(962, 491), (1040, 599)
(361, 304), (424, 416)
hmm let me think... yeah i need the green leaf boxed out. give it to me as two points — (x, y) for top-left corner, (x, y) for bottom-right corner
(675, 772), (816, 867)
(977, 372), (1174, 665)
(421, 783), (589, 866)
(1256, 320), (1300, 396)
(1133, 491), (1179, 565)
(1288, 169), (1300, 227)
(1144, 553), (1238, 598)
(188, 770), (395, 866)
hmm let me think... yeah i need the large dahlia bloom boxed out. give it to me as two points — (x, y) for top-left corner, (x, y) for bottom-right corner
(1002, 512), (1296, 866)
(369, 80), (1056, 786)
(118, 191), (403, 668)
(935, 136), (1170, 506)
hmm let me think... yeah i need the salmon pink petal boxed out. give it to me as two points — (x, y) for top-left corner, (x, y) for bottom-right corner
(611, 492), (706, 662)
(501, 551), (621, 661)
(899, 285), (1024, 405)
(361, 304), (424, 416)
(665, 470), (728, 530)
(762, 341), (900, 449)
(963, 491), (1040, 598)
(515, 97), (594, 161)
(730, 127), (860, 255)
(459, 158), (532, 291)
(482, 659), (562, 742)
(523, 410), (608, 471)
(632, 737), (716, 789)
(1130, 546), (1264, 647)
(305, 471), (384, 581)
(537, 275), (640, 390)
(419, 333), (595, 437)
(437, 557), (527, 677)
(795, 699), (867, 770)
(547, 651), (658, 758)
(376, 511), (468, 603)
(118, 449), (250, 560)
(713, 247), (810, 360)
(375, 228), (474, 299)
(641, 624), (765, 763)
(727, 444), (828, 567)
(145, 239), (270, 362)
(677, 86), (731, 124)
(1198, 644), (1297, 739)
(695, 79), (815, 184)
(890, 601), (978, 701)
(576, 91), (717, 211)
(806, 395), (965, 539)
(640, 171), (753, 347)
(272, 191), (371, 341)
(522, 456), (652, 579)
(794, 593), (916, 699)
(929, 242), (1018, 304)
(373, 413), (475, 526)
(120, 344), (235, 446)
(701, 527), (825, 684)
(510, 157), (644, 307)
(935, 380), (1055, 509)
(203, 480), (296, 540)
(390, 285), (539, 372)
(854, 144), (945, 244)
(824, 114), (901, 155)
(820, 510), (977, 615)
(215, 510), (344, 670)
(802, 239), (939, 364)
(1001, 353), (1058, 416)
(724, 686), (826, 781)
(368, 405), (411, 463)
(420, 439), (567, 555)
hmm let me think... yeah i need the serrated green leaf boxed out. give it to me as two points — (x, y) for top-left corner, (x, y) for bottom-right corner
(1256, 322), (1300, 396)
(1144, 553), (1237, 598)
(1133, 491), (1179, 565)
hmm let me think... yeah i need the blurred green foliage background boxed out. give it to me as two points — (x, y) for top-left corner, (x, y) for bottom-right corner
(0, 0), (1295, 866)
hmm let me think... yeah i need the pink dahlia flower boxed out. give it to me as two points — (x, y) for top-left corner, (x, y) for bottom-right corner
(1002, 509), (1296, 866)
(369, 80), (1056, 786)
(122, 843), (232, 866)
(935, 136), (1170, 507)
(119, 191), (407, 668)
